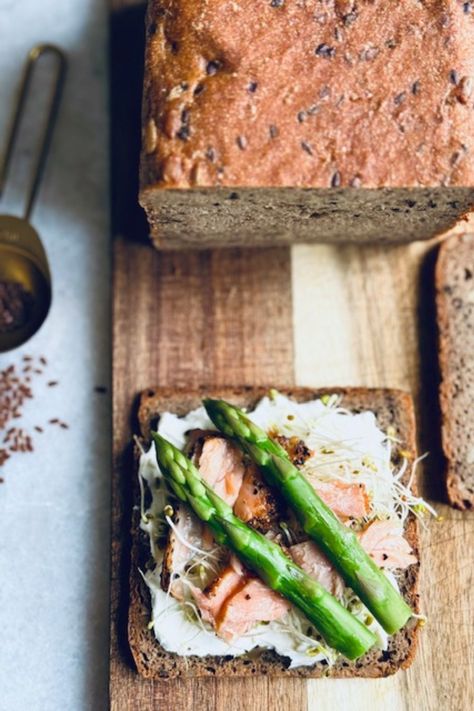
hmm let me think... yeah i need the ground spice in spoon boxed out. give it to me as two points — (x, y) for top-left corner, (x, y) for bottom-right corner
(0, 281), (34, 333)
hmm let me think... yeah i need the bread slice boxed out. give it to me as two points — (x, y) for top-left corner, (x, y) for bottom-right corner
(436, 233), (474, 510)
(129, 387), (420, 679)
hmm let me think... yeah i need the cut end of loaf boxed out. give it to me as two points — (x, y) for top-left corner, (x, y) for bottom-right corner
(139, 186), (474, 249)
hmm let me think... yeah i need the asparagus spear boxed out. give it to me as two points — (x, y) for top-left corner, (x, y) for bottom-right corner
(152, 432), (377, 660)
(203, 398), (413, 635)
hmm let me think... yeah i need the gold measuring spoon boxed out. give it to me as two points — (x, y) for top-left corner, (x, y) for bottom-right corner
(0, 44), (67, 353)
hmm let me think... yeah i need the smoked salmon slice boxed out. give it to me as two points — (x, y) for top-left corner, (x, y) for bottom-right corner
(198, 435), (246, 507)
(189, 558), (245, 625)
(288, 518), (416, 600)
(310, 479), (370, 520)
(358, 519), (417, 569)
(189, 556), (289, 641)
(233, 462), (280, 533)
(216, 578), (290, 641)
(289, 541), (344, 597)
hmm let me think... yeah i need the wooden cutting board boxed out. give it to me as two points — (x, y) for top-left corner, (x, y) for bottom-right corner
(110, 3), (474, 709)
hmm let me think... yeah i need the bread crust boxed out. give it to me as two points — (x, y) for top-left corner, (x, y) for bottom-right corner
(140, 1), (474, 192)
(436, 233), (474, 510)
(129, 386), (420, 679)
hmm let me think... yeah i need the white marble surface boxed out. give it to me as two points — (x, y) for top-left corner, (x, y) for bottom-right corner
(0, 2), (110, 710)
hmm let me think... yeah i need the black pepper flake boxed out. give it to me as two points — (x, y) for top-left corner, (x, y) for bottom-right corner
(385, 38), (397, 49)
(206, 60), (222, 76)
(394, 92), (406, 105)
(297, 110), (306, 123)
(382, 553), (388, 561)
(331, 171), (341, 188)
(450, 69), (460, 85)
(315, 43), (335, 59)
(236, 135), (248, 150)
(170, 41), (179, 54)
(205, 147), (216, 162)
(193, 83), (205, 96)
(412, 80), (421, 95)
(270, 0), (284, 6)
(248, 81), (258, 93)
(301, 140), (314, 156)
(228, 192), (240, 200)
(464, 2), (472, 13)
(269, 124), (279, 138)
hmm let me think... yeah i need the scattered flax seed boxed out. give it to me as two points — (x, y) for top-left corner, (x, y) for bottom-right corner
(47, 381), (58, 387)
(49, 418), (60, 424)
(0, 356), (67, 483)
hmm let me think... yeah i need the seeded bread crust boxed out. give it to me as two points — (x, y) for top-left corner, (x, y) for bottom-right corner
(128, 386), (420, 679)
(139, 1), (474, 248)
(436, 233), (474, 510)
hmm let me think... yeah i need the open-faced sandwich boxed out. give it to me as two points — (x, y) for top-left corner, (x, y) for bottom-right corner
(129, 387), (433, 679)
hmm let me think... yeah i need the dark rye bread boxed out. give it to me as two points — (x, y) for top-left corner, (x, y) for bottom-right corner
(436, 233), (474, 510)
(129, 387), (420, 679)
(139, 1), (474, 249)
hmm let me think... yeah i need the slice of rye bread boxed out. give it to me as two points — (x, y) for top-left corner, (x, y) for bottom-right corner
(436, 233), (474, 510)
(129, 387), (420, 679)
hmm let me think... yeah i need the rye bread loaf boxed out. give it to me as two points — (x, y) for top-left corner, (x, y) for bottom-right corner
(128, 386), (420, 679)
(139, 0), (474, 249)
(436, 233), (474, 510)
